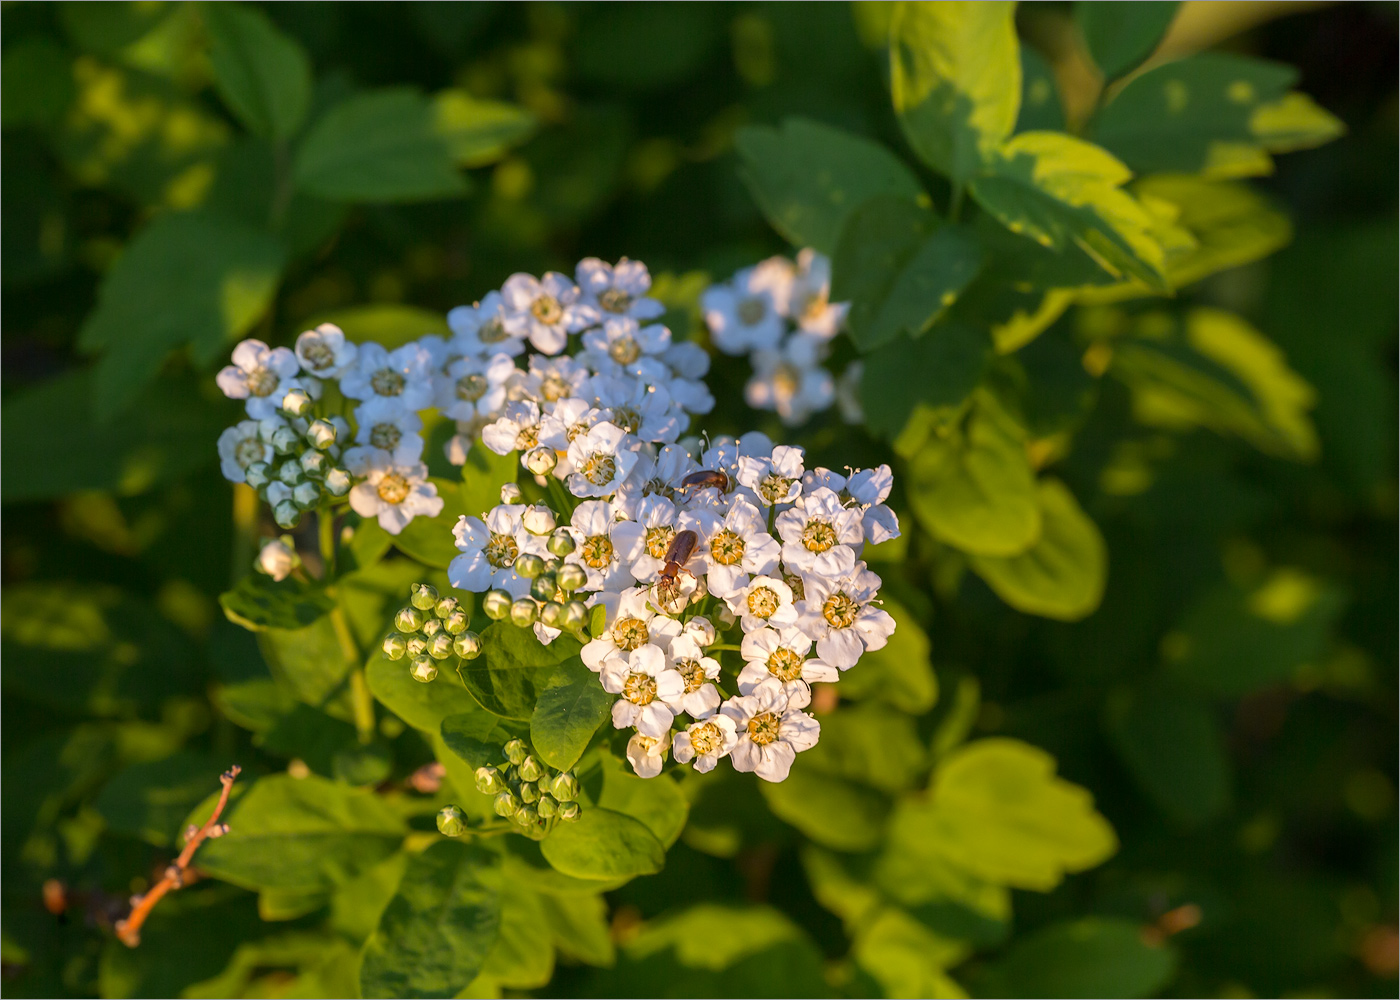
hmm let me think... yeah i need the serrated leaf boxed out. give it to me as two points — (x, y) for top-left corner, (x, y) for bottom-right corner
(531, 660), (613, 771)
(219, 574), (334, 631)
(359, 841), (502, 999)
(433, 89), (537, 167)
(968, 477), (1107, 621)
(736, 117), (925, 254)
(204, 3), (312, 140)
(1076, 2), (1180, 81)
(541, 807), (665, 880)
(293, 88), (468, 203)
(890, 0), (1020, 182)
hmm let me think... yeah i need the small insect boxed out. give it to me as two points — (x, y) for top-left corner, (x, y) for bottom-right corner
(679, 469), (730, 495)
(654, 529), (699, 609)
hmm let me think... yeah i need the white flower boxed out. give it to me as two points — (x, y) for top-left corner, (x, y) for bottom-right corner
(672, 714), (739, 773)
(581, 586), (681, 671)
(662, 634), (723, 719)
(447, 505), (542, 597)
(481, 401), (543, 456)
(661, 341), (716, 415)
(539, 397), (603, 455)
(697, 433), (775, 503)
(448, 291), (526, 358)
(339, 342), (435, 412)
(662, 341), (710, 380)
(737, 626), (836, 705)
(352, 397), (424, 466)
(720, 677), (820, 782)
(216, 340), (304, 420)
(626, 729), (671, 779)
(417, 334), (451, 372)
(591, 376), (681, 444)
(295, 323), (358, 378)
(613, 444), (698, 519)
(726, 575), (799, 633)
(576, 257), (666, 321)
(501, 271), (598, 354)
(775, 486), (864, 577)
(566, 422), (640, 499)
(797, 562), (896, 669)
(602, 644), (684, 737)
(564, 501), (644, 595)
(217, 419), (276, 483)
(582, 316), (671, 370)
(745, 332), (835, 426)
(845, 465), (901, 545)
(788, 249), (848, 339)
(346, 449), (444, 534)
(437, 352), (514, 422)
(626, 494), (682, 582)
(256, 538), (298, 581)
(735, 444), (805, 508)
(692, 496), (781, 600)
(701, 260), (791, 355)
(525, 354), (591, 404)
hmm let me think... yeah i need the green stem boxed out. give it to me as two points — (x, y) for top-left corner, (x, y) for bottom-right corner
(948, 181), (965, 223)
(318, 507), (337, 582)
(330, 603), (376, 744)
(709, 643), (744, 652)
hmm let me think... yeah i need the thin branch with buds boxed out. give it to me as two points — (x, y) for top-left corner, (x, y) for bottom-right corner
(115, 765), (241, 948)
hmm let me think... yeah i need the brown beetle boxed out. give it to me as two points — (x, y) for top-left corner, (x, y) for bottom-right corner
(654, 529), (699, 608)
(679, 469), (730, 495)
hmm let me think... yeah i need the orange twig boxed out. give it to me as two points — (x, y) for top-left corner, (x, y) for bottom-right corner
(115, 765), (241, 947)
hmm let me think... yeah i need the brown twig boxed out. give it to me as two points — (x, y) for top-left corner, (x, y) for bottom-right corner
(115, 765), (241, 947)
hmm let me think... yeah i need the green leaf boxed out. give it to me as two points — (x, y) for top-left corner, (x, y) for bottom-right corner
(258, 617), (355, 718)
(799, 703), (929, 794)
(981, 917), (1177, 998)
(77, 211), (286, 420)
(540, 807), (665, 880)
(440, 710), (526, 770)
(203, 3), (312, 140)
(760, 765), (891, 851)
(366, 650), (483, 733)
(461, 623), (582, 720)
(359, 841), (502, 999)
(257, 886), (329, 922)
(906, 389), (1041, 557)
(853, 907), (970, 1000)
(539, 892), (615, 967)
(188, 773), (407, 891)
(869, 836), (1011, 944)
(833, 196), (984, 351)
(461, 443), (521, 518)
(1016, 45), (1065, 133)
(859, 322), (991, 441)
(2, 38), (75, 128)
(1076, 2), (1180, 81)
(469, 879), (555, 992)
(1105, 683), (1232, 826)
(433, 90), (537, 167)
(735, 117), (925, 254)
(591, 752), (690, 849)
(834, 599), (938, 714)
(293, 88), (468, 203)
(219, 574), (334, 632)
(893, 737), (1117, 891)
(890, 0), (1020, 182)
(968, 477), (1107, 621)
(1092, 53), (1343, 178)
(391, 478), (465, 568)
(94, 752), (229, 848)
(531, 661), (613, 772)
(970, 132), (1168, 291)
(305, 303), (451, 348)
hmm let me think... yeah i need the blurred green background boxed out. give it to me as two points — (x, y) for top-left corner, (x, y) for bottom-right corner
(1, 2), (1396, 997)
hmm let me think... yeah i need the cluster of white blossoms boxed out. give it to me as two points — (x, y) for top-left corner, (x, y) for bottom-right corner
(448, 432), (899, 784)
(701, 249), (863, 426)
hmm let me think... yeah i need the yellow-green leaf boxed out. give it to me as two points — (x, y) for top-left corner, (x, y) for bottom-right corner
(433, 90), (537, 168)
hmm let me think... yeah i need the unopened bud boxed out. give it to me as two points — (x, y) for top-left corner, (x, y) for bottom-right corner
(405, 634), (428, 657)
(557, 563), (588, 592)
(305, 418), (337, 449)
(540, 601), (564, 628)
(281, 388), (313, 417)
(559, 801), (580, 822)
(483, 589), (512, 620)
(474, 766), (505, 795)
(442, 609), (469, 634)
(547, 528), (576, 557)
(493, 791), (519, 818)
(256, 538), (298, 581)
(301, 450), (329, 479)
(271, 426), (300, 454)
(549, 771), (580, 802)
(504, 739), (527, 765)
(382, 633), (407, 660)
(409, 655), (437, 683)
(273, 500), (300, 530)
(519, 782), (540, 804)
(324, 468), (352, 496)
(436, 805), (467, 837)
(521, 505), (556, 535)
(292, 480), (321, 509)
(434, 597), (460, 619)
(422, 617), (442, 638)
(277, 459), (304, 485)
(453, 631), (482, 660)
(509, 598), (538, 627)
(514, 553), (545, 579)
(530, 573), (557, 603)
(245, 461), (271, 489)
(500, 483), (523, 504)
(395, 607), (424, 632)
(410, 583), (439, 610)
(427, 632), (454, 660)
(536, 794), (558, 818)
(519, 756), (544, 782)
(562, 599), (589, 631)
(523, 446), (557, 476)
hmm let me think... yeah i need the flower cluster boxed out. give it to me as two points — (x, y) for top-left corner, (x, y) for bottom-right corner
(380, 583), (483, 683)
(448, 432), (899, 783)
(701, 249), (862, 426)
(472, 738), (582, 840)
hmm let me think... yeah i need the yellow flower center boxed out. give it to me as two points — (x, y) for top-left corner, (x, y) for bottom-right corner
(301, 340), (334, 370)
(823, 592), (860, 629)
(710, 529), (746, 566)
(532, 295), (563, 325)
(771, 362), (802, 401)
(690, 721), (723, 756)
(645, 525), (676, 559)
(234, 437), (266, 468)
(377, 473), (410, 505)
(737, 298), (766, 325)
(758, 473), (793, 506)
(484, 533), (519, 568)
(766, 647), (805, 682)
(581, 534), (614, 569)
(514, 424), (538, 450)
(747, 586), (780, 620)
(608, 335), (641, 365)
(371, 368), (406, 397)
(540, 373), (571, 401)
(783, 570), (806, 602)
(369, 422), (402, 452)
(581, 454), (617, 487)
(675, 659), (706, 693)
(801, 519), (837, 553)
(611, 406), (641, 434)
(456, 373), (488, 402)
(478, 317), (508, 343)
(747, 711), (781, 746)
(246, 367), (279, 397)
(612, 616), (649, 650)
(599, 287), (632, 314)
(623, 672), (657, 705)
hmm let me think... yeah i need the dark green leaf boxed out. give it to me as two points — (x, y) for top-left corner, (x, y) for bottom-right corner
(835, 600), (938, 713)
(219, 574), (334, 632)
(760, 765), (891, 851)
(204, 2), (312, 140)
(1016, 45), (1066, 133)
(94, 752), (229, 847)
(2, 38), (74, 128)
(391, 478), (465, 568)
(981, 917), (1177, 998)
(1077, 2), (1180, 81)
(461, 623), (581, 720)
(461, 444), (521, 519)
(540, 807), (665, 880)
(531, 660), (613, 771)
(859, 321), (991, 440)
(441, 710), (526, 770)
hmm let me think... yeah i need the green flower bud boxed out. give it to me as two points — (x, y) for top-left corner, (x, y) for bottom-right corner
(281, 387), (314, 418)
(510, 598), (538, 627)
(278, 459), (304, 485)
(537, 794), (558, 818)
(519, 756), (544, 783)
(453, 631), (483, 660)
(549, 771), (580, 803)
(436, 805), (468, 837)
(411, 583), (439, 610)
(434, 597), (460, 619)
(324, 468), (351, 497)
(245, 462), (271, 489)
(442, 610), (469, 635)
(530, 573), (557, 603)
(382, 633), (408, 661)
(493, 791), (519, 818)
(427, 632), (454, 660)
(305, 418), (337, 449)
(539, 601), (565, 628)
(547, 528), (576, 557)
(300, 449), (329, 478)
(562, 599), (589, 631)
(558, 801), (581, 822)
(514, 553), (545, 579)
(543, 556), (564, 574)
(292, 480), (322, 510)
(504, 739), (528, 765)
(394, 606), (424, 633)
(516, 803), (540, 828)
(474, 766), (505, 795)
(273, 500), (301, 530)
(520, 781), (540, 803)
(405, 634), (428, 657)
(483, 589), (512, 620)
(409, 655), (437, 683)
(557, 563), (588, 593)
(500, 483), (524, 504)
(270, 425), (300, 454)
(422, 617), (442, 638)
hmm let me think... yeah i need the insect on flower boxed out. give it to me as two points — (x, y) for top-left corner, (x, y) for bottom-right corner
(679, 469), (730, 495)
(654, 528), (699, 611)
